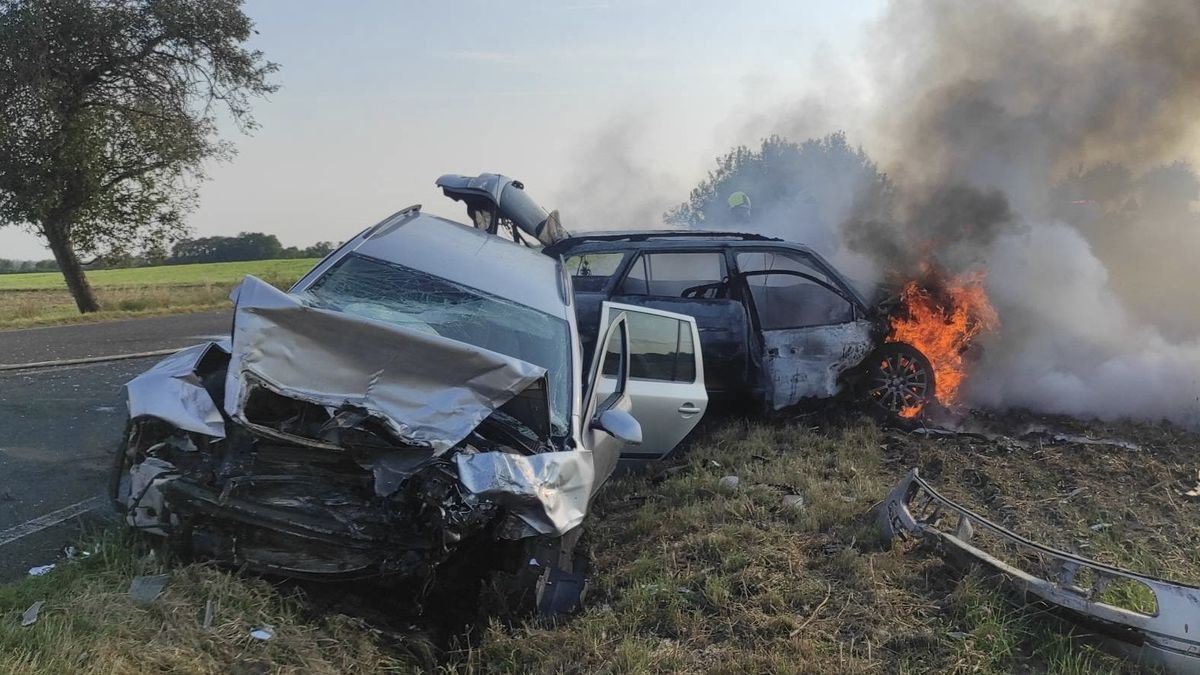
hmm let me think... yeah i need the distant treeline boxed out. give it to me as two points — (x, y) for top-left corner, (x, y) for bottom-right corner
(0, 232), (335, 274)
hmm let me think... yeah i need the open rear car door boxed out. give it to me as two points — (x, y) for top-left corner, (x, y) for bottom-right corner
(593, 301), (708, 460)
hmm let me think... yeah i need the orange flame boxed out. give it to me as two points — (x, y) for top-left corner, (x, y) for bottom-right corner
(887, 272), (999, 407)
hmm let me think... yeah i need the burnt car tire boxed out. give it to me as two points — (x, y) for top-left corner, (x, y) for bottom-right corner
(860, 343), (936, 423)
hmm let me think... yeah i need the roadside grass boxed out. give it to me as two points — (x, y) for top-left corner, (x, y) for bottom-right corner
(1, 417), (1168, 673)
(0, 259), (316, 330)
(0, 529), (421, 674)
(448, 419), (1134, 674)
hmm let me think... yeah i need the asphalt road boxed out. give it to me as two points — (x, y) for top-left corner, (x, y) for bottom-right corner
(0, 310), (230, 364)
(0, 311), (231, 581)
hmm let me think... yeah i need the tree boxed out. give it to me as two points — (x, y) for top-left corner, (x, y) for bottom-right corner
(666, 133), (891, 236)
(0, 0), (277, 312)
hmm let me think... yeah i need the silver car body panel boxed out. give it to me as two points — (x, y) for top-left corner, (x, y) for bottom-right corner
(225, 275), (549, 453)
(455, 449), (595, 536)
(125, 342), (228, 437)
(878, 468), (1200, 674)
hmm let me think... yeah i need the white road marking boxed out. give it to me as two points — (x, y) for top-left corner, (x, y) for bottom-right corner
(0, 496), (106, 547)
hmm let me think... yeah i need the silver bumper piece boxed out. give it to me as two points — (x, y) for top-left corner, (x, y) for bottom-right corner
(877, 468), (1200, 674)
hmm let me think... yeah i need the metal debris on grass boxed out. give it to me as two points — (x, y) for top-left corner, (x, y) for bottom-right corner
(129, 574), (170, 604)
(878, 467), (1200, 675)
(20, 600), (44, 627)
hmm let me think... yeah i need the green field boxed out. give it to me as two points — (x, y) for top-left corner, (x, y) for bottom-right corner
(0, 258), (319, 291)
(0, 259), (320, 330)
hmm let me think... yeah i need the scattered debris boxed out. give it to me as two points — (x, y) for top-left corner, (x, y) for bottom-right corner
(878, 468), (1200, 675)
(782, 494), (805, 510)
(20, 600), (44, 627)
(1048, 433), (1141, 452)
(249, 625), (274, 641)
(203, 598), (216, 629)
(62, 545), (90, 560)
(1089, 522), (1113, 532)
(718, 475), (739, 493)
(128, 574), (170, 605)
(27, 564), (55, 576)
(1181, 470), (1200, 499)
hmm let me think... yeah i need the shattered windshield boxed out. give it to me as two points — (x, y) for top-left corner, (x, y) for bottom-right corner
(300, 253), (571, 436)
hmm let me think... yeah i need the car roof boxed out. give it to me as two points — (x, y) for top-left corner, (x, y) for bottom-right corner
(544, 228), (871, 310)
(545, 229), (823, 257)
(346, 210), (568, 318)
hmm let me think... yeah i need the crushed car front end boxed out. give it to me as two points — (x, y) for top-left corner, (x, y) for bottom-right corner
(112, 211), (603, 612)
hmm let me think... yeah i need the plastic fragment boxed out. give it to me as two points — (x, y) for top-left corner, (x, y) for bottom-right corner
(129, 574), (170, 604)
(21, 600), (44, 627)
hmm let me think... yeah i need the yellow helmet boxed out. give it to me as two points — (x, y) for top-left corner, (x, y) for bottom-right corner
(727, 191), (751, 210)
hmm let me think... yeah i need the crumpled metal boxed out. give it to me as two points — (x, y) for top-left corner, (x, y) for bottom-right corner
(125, 342), (228, 437)
(455, 449), (595, 536)
(224, 276), (549, 453)
(878, 468), (1200, 674)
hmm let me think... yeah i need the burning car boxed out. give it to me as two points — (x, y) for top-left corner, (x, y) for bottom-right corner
(110, 203), (708, 612)
(542, 230), (940, 424)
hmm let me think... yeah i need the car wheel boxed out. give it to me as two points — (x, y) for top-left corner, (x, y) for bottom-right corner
(861, 343), (936, 422)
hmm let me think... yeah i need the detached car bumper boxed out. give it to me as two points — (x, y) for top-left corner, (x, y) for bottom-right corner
(877, 468), (1200, 674)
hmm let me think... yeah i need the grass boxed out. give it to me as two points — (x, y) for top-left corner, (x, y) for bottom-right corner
(0, 259), (318, 330)
(0, 530), (416, 674)
(4, 415), (1181, 673)
(448, 418), (1136, 674)
(0, 259), (318, 291)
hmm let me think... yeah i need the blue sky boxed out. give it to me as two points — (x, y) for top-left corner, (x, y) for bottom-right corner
(1, 0), (884, 259)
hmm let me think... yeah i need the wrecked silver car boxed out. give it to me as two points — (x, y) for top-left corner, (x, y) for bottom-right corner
(111, 204), (707, 612)
(878, 468), (1200, 673)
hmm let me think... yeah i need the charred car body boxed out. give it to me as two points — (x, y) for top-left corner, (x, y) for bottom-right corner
(542, 231), (937, 423)
(112, 203), (708, 611)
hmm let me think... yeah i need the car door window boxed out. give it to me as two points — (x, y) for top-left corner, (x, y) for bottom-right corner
(563, 252), (625, 293)
(618, 252), (726, 298)
(737, 251), (854, 329)
(602, 311), (697, 383)
(595, 301), (708, 460)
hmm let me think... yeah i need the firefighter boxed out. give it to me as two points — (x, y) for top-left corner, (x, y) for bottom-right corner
(728, 191), (752, 224)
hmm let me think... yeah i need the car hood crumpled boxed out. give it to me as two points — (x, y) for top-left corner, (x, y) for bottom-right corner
(125, 342), (228, 437)
(223, 275), (549, 453)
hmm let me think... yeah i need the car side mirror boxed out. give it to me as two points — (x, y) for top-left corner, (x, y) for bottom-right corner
(591, 408), (642, 445)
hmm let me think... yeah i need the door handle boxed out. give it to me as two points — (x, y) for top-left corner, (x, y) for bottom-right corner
(678, 403), (701, 415)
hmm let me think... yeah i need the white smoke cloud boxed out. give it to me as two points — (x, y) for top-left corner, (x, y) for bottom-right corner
(966, 222), (1200, 424)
